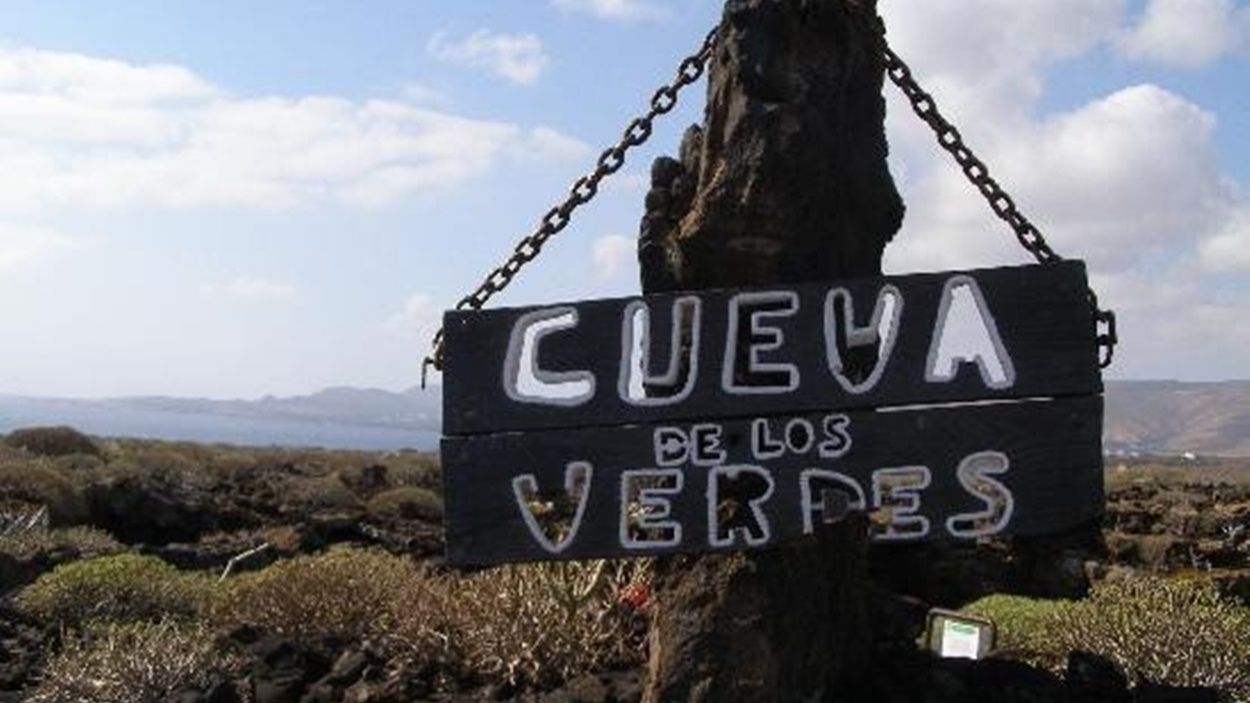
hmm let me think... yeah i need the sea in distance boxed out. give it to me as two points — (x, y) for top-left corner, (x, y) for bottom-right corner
(0, 395), (439, 451)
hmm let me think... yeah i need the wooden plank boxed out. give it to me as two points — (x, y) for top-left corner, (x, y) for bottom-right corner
(442, 395), (1104, 566)
(442, 261), (1100, 437)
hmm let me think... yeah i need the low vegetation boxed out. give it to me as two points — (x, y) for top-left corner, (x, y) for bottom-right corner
(0, 461), (86, 524)
(0, 525), (121, 562)
(366, 485), (444, 521)
(27, 620), (236, 703)
(15, 554), (210, 627)
(208, 547), (417, 640)
(14, 546), (647, 697)
(3, 429), (1247, 699)
(965, 577), (1250, 693)
(4, 426), (102, 459)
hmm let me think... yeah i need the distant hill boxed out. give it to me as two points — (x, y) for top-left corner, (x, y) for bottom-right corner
(1, 380), (1248, 455)
(1105, 380), (1250, 457)
(0, 386), (441, 450)
(118, 385), (441, 430)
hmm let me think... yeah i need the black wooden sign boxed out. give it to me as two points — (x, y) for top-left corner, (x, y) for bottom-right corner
(440, 262), (1104, 566)
(442, 261), (1099, 436)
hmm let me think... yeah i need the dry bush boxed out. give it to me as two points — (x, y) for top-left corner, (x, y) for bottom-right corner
(5, 426), (101, 458)
(209, 547), (416, 639)
(1051, 577), (1250, 693)
(210, 547), (647, 691)
(366, 485), (444, 521)
(0, 525), (122, 561)
(390, 560), (650, 689)
(0, 461), (86, 523)
(15, 553), (210, 627)
(383, 452), (442, 490)
(50, 452), (105, 473)
(283, 474), (363, 512)
(27, 620), (237, 703)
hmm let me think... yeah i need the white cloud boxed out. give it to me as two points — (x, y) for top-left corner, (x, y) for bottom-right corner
(384, 293), (441, 339)
(382, 293), (444, 384)
(886, 84), (1232, 274)
(0, 224), (77, 272)
(0, 47), (586, 213)
(1092, 267), (1250, 380)
(551, 0), (671, 22)
(881, 0), (1125, 129)
(879, 2), (1238, 276)
(201, 276), (298, 303)
(875, 0), (1250, 382)
(427, 29), (548, 86)
(592, 234), (635, 279)
(1199, 206), (1250, 272)
(1117, 0), (1250, 68)
(397, 82), (448, 106)
(0, 46), (217, 105)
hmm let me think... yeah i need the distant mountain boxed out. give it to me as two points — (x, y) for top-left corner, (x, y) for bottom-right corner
(118, 385), (441, 430)
(1104, 380), (1250, 457)
(0, 386), (442, 450)
(1, 380), (1248, 455)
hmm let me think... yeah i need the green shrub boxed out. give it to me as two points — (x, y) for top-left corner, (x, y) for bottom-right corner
(0, 461), (86, 523)
(1052, 578), (1250, 692)
(27, 620), (237, 703)
(5, 426), (101, 458)
(366, 485), (444, 521)
(209, 547), (415, 639)
(963, 593), (1071, 661)
(965, 579), (1250, 693)
(15, 554), (209, 626)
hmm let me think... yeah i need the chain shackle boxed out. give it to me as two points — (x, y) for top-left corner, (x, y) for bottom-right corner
(421, 27), (719, 385)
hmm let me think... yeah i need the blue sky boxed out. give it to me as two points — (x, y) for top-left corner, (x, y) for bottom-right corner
(0, 0), (1247, 398)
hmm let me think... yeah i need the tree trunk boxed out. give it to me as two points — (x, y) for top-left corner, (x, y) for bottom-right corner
(637, 1), (903, 700)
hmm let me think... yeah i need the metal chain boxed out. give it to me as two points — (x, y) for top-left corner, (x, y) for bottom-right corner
(423, 11), (1118, 382)
(421, 27), (719, 384)
(869, 17), (1117, 367)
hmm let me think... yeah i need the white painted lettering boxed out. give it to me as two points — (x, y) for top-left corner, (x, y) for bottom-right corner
(871, 466), (932, 541)
(824, 285), (903, 394)
(800, 469), (866, 533)
(503, 307), (596, 406)
(751, 418), (786, 460)
(620, 468), (684, 549)
(692, 424), (727, 466)
(708, 465), (775, 547)
(926, 276), (1016, 390)
(653, 427), (690, 467)
(723, 292), (801, 394)
(818, 414), (853, 459)
(619, 298), (701, 406)
(946, 451), (1014, 538)
(512, 462), (593, 554)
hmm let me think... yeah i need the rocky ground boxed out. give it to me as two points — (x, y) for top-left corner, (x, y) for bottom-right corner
(1, 428), (1247, 702)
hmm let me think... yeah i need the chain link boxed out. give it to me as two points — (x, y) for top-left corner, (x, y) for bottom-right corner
(870, 18), (1117, 368)
(421, 27), (718, 385)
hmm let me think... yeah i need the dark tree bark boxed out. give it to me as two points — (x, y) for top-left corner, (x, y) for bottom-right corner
(637, 1), (903, 700)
